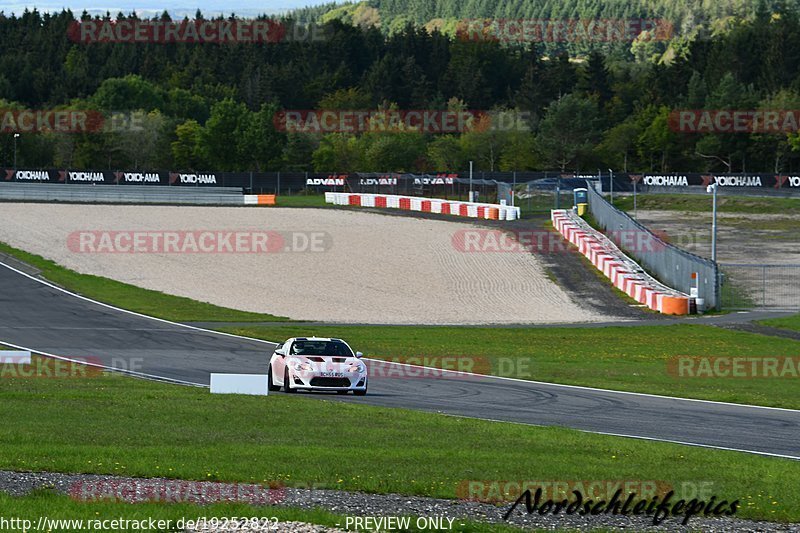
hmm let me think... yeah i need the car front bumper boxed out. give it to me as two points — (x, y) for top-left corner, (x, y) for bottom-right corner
(289, 370), (367, 391)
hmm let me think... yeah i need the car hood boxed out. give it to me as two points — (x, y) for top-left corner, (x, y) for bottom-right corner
(291, 356), (362, 368)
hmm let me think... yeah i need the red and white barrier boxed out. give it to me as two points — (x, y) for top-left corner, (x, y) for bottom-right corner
(325, 192), (520, 221)
(551, 209), (690, 316)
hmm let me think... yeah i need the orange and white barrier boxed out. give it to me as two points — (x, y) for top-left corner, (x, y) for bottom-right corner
(324, 192), (520, 221)
(551, 209), (691, 315)
(244, 194), (276, 205)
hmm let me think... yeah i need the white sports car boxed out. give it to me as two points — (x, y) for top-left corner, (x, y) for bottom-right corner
(268, 337), (367, 395)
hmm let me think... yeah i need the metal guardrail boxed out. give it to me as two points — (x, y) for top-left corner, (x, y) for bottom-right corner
(587, 184), (720, 309)
(0, 183), (244, 205)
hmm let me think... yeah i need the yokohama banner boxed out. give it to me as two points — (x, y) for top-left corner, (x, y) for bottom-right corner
(4, 169), (800, 191)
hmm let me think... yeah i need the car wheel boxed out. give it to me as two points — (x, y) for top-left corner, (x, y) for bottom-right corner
(283, 369), (296, 393)
(353, 384), (367, 396)
(268, 364), (280, 392)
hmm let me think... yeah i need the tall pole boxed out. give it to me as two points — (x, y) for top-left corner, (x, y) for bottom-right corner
(608, 168), (614, 204)
(469, 160), (473, 202)
(633, 179), (637, 219)
(512, 171), (516, 207)
(13, 133), (19, 170)
(555, 174), (561, 210)
(711, 183), (718, 262)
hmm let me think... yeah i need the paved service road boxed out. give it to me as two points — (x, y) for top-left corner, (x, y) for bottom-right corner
(1, 262), (798, 459)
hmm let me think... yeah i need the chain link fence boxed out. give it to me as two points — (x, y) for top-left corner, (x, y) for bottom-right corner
(720, 264), (800, 309)
(586, 184), (720, 309)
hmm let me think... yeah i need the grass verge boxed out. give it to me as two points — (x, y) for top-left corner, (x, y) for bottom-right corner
(0, 367), (797, 523)
(0, 241), (289, 323)
(1, 238), (797, 409)
(613, 194), (800, 215)
(274, 195), (330, 208)
(759, 313), (800, 333)
(222, 324), (800, 410)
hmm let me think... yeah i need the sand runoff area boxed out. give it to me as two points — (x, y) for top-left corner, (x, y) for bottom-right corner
(0, 204), (611, 324)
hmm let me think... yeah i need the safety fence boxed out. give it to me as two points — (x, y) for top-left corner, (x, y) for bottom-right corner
(586, 184), (719, 309)
(719, 264), (800, 310)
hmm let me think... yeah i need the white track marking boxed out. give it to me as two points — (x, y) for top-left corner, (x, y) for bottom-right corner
(2, 259), (799, 461)
(1, 260), (797, 413)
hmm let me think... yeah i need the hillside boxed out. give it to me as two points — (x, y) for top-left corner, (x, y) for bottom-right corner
(295, 0), (799, 39)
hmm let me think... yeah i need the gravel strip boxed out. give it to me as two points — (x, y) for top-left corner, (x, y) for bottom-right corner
(0, 470), (797, 532)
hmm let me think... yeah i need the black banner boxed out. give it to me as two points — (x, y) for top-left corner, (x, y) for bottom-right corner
(4, 168), (57, 182)
(5, 169), (800, 193)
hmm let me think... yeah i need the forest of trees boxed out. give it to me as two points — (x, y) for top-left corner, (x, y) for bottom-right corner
(3, 1), (800, 173)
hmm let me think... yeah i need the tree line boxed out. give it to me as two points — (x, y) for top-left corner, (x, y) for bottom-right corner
(2, 3), (800, 173)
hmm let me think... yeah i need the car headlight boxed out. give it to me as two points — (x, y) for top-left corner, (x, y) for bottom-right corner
(349, 362), (366, 373)
(293, 361), (314, 372)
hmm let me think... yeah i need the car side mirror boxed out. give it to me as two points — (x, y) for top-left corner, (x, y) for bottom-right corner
(274, 348), (286, 357)
(355, 351), (363, 359)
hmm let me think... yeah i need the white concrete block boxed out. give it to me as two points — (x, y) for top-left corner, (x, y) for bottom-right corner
(210, 374), (269, 396)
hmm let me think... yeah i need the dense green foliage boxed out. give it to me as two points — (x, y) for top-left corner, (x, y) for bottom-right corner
(3, 3), (800, 172)
(297, 0), (792, 30)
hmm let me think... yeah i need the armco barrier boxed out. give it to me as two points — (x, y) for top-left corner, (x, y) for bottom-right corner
(552, 209), (691, 315)
(0, 182), (245, 205)
(324, 192), (520, 221)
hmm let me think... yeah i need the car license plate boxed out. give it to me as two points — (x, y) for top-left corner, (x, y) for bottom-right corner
(320, 372), (344, 378)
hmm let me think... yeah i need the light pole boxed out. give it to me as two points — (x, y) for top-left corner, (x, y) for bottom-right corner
(608, 168), (614, 204)
(707, 182), (718, 262)
(13, 133), (20, 170)
(469, 160), (473, 202)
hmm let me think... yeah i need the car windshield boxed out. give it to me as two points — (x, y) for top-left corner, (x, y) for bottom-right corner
(290, 341), (353, 357)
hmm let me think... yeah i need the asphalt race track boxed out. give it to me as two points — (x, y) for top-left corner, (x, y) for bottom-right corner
(1, 261), (798, 459)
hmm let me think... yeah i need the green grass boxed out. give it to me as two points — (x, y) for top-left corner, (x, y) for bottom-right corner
(274, 194), (330, 208)
(613, 194), (800, 215)
(759, 313), (800, 333)
(223, 324), (800, 410)
(0, 241), (289, 323)
(0, 492), (530, 533)
(0, 366), (797, 523)
(2, 236), (798, 409)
